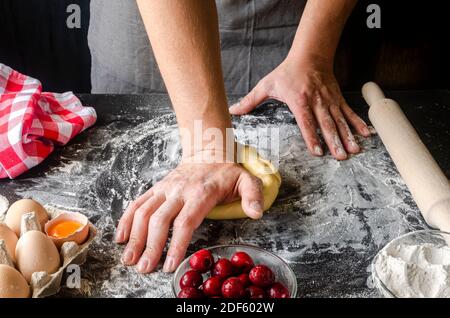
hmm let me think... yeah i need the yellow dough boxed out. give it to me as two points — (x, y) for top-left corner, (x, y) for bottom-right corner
(206, 145), (282, 220)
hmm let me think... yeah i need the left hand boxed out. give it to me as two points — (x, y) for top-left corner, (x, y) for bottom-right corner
(116, 150), (264, 274)
(229, 58), (373, 160)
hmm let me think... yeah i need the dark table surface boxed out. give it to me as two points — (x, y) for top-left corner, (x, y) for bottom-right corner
(0, 91), (449, 298)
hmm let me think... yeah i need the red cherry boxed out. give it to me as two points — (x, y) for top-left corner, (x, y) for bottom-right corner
(246, 285), (266, 298)
(237, 273), (250, 287)
(267, 282), (290, 298)
(202, 276), (222, 297)
(221, 277), (245, 298)
(230, 251), (255, 273)
(211, 258), (235, 279)
(189, 249), (214, 273)
(178, 287), (203, 298)
(179, 270), (203, 289)
(249, 265), (275, 288)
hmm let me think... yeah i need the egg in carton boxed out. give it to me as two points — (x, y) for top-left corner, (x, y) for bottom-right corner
(0, 197), (97, 298)
(0, 195), (8, 220)
(33, 205), (97, 298)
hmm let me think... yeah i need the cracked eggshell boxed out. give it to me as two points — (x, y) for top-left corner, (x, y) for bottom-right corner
(45, 212), (89, 249)
(0, 223), (18, 262)
(0, 195), (8, 221)
(0, 264), (30, 298)
(15, 230), (60, 283)
(5, 199), (49, 236)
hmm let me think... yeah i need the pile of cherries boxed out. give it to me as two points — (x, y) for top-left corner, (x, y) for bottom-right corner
(177, 249), (290, 298)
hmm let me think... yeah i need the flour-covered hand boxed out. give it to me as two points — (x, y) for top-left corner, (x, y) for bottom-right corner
(115, 154), (264, 274)
(229, 58), (373, 160)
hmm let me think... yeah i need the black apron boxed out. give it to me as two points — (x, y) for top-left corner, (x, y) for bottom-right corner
(88, 0), (306, 94)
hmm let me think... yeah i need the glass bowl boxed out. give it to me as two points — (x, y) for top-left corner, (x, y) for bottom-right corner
(172, 244), (297, 298)
(370, 229), (450, 298)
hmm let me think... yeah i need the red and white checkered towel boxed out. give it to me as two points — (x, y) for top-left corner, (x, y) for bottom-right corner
(0, 63), (97, 179)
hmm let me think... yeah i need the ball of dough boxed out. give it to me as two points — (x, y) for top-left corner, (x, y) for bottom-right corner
(5, 199), (49, 236)
(206, 145), (281, 220)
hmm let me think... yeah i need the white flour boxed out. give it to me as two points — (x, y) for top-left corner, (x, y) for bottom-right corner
(375, 243), (450, 297)
(8, 106), (430, 297)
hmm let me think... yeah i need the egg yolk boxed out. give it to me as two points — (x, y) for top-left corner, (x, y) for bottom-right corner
(48, 221), (82, 238)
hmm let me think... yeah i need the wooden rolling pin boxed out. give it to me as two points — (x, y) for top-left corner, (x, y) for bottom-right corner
(362, 82), (450, 232)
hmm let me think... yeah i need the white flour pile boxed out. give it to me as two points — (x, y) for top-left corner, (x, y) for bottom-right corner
(375, 243), (450, 297)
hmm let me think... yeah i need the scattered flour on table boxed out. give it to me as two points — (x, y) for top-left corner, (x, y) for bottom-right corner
(375, 243), (450, 297)
(10, 105), (428, 297)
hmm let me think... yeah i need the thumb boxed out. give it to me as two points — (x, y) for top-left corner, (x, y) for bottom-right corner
(229, 84), (268, 115)
(238, 172), (264, 219)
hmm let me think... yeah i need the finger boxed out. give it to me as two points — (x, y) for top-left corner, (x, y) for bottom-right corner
(163, 198), (217, 273)
(121, 193), (165, 266)
(340, 101), (371, 137)
(287, 94), (323, 156)
(116, 189), (154, 243)
(238, 172), (264, 219)
(329, 106), (360, 154)
(312, 95), (347, 160)
(229, 83), (268, 115)
(135, 197), (184, 273)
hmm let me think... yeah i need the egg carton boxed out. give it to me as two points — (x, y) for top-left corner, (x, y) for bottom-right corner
(30, 205), (97, 298)
(0, 200), (97, 298)
(0, 195), (9, 221)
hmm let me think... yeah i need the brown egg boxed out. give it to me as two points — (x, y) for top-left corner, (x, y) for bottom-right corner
(15, 230), (60, 283)
(0, 264), (30, 298)
(5, 199), (49, 236)
(45, 212), (90, 249)
(0, 223), (18, 262)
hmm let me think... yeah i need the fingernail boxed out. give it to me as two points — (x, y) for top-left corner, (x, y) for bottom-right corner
(336, 147), (347, 158)
(251, 201), (263, 212)
(121, 249), (134, 265)
(349, 140), (360, 152)
(363, 127), (371, 136)
(163, 256), (175, 273)
(314, 145), (323, 156)
(115, 229), (124, 243)
(250, 201), (263, 218)
(137, 259), (149, 273)
(229, 103), (239, 110)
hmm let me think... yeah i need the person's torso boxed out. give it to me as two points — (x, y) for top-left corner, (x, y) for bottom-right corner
(88, 0), (306, 94)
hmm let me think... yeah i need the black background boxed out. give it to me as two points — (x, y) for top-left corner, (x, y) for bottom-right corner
(0, 0), (448, 93)
(0, 0), (91, 92)
(338, 0), (450, 91)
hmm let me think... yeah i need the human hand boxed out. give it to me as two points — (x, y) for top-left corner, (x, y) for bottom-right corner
(229, 58), (373, 160)
(115, 152), (264, 273)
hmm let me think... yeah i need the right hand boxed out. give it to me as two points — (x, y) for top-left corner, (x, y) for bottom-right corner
(229, 58), (373, 160)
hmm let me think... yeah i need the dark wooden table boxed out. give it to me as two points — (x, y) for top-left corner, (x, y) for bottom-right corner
(0, 91), (448, 297)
